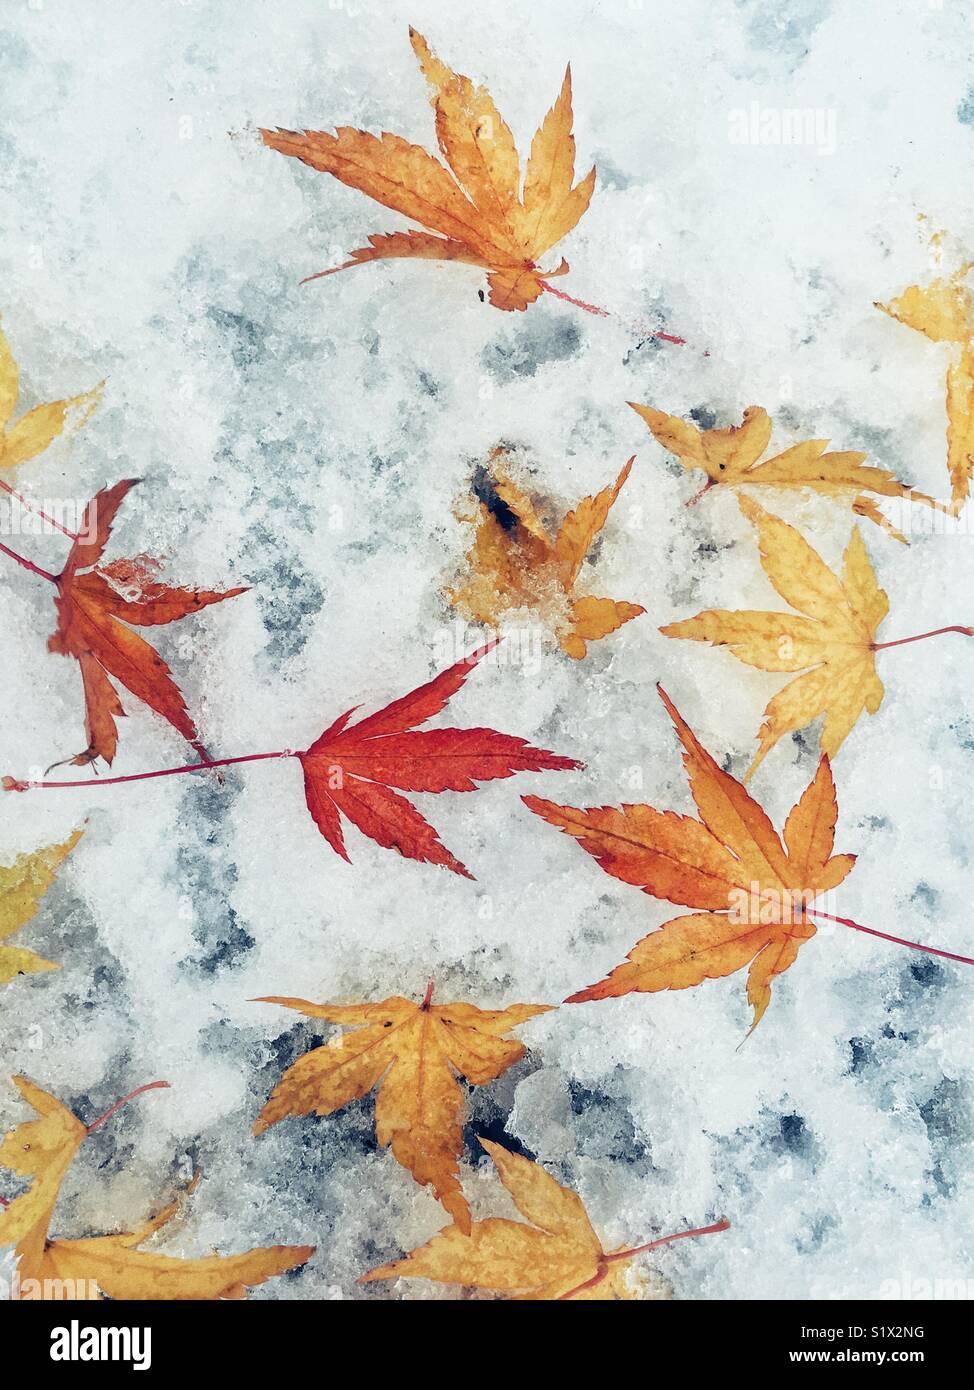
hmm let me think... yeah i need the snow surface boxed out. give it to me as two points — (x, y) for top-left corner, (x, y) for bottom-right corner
(1, 0), (973, 1300)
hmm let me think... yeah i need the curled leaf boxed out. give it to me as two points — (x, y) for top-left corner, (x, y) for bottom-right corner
(448, 451), (644, 658)
(630, 401), (944, 541)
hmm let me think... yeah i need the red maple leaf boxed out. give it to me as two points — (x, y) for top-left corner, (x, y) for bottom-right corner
(48, 480), (247, 767)
(299, 641), (581, 877)
(6, 641), (581, 879)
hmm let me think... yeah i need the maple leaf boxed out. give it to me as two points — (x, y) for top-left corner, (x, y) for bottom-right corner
(2, 642), (581, 877)
(662, 496), (892, 777)
(0, 1078), (313, 1299)
(0, 831), (82, 986)
(255, 986), (552, 1233)
(362, 1138), (727, 1298)
(524, 686), (857, 1031)
(260, 27), (595, 311)
(0, 320), (101, 475)
(629, 401), (944, 542)
(447, 450), (645, 658)
(876, 260), (974, 513)
(298, 640), (581, 877)
(47, 480), (247, 767)
(662, 498), (972, 777)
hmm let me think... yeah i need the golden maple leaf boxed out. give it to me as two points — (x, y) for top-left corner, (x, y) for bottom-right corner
(254, 987), (552, 1233)
(525, 687), (857, 1031)
(362, 1138), (727, 1299)
(0, 1078), (314, 1299)
(0, 320), (101, 474)
(876, 259), (974, 514)
(663, 496), (892, 777)
(447, 449), (645, 658)
(629, 400), (944, 542)
(261, 27), (595, 311)
(0, 831), (82, 986)
(663, 497), (971, 776)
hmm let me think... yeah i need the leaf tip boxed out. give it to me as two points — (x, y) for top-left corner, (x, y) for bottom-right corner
(464, 634), (503, 666)
(564, 985), (596, 1004)
(655, 682), (677, 720)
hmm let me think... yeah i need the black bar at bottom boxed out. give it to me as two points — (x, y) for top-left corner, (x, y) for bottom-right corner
(4, 1298), (963, 1375)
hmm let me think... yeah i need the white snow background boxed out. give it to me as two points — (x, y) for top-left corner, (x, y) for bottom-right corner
(1, 0), (973, 1300)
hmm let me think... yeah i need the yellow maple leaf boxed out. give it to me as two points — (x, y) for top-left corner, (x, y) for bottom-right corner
(664, 495), (888, 776)
(447, 450), (645, 657)
(876, 259), (974, 514)
(261, 27), (595, 311)
(361, 1138), (727, 1299)
(0, 830), (82, 986)
(629, 400), (944, 542)
(662, 496), (972, 777)
(254, 986), (552, 1233)
(0, 320), (101, 474)
(0, 1078), (313, 1299)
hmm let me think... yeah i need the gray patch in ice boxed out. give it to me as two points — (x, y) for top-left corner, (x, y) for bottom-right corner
(176, 777), (255, 975)
(482, 316), (581, 383)
(206, 306), (270, 371)
(735, 0), (831, 70)
(567, 1071), (653, 1170)
(918, 1077), (970, 1202)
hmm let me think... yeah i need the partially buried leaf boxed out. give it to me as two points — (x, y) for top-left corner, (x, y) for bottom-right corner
(447, 450), (644, 657)
(361, 1139), (705, 1299)
(260, 27), (595, 311)
(0, 1078), (313, 1299)
(0, 831), (82, 985)
(629, 400), (944, 541)
(298, 640), (581, 876)
(524, 686), (856, 1031)
(876, 258), (974, 513)
(254, 988), (552, 1233)
(47, 480), (247, 767)
(0, 319), (102, 474)
(662, 496), (889, 777)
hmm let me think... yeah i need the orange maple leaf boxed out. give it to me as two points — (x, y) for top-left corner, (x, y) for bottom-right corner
(448, 450), (645, 657)
(254, 985), (552, 1233)
(261, 27), (595, 311)
(48, 480), (247, 767)
(299, 640), (581, 877)
(525, 686), (857, 1031)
